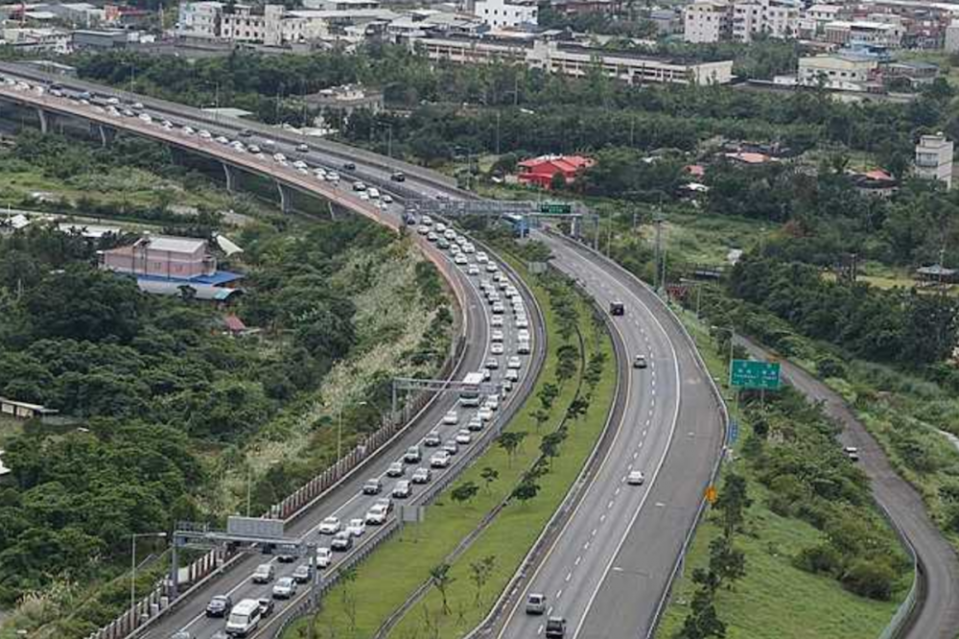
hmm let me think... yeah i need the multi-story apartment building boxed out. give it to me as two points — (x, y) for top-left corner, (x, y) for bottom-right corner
(823, 19), (904, 46)
(731, 0), (800, 41)
(416, 35), (734, 85)
(175, 1), (223, 39)
(915, 134), (954, 189)
(473, 0), (538, 28)
(683, 0), (730, 42)
(684, 0), (798, 43)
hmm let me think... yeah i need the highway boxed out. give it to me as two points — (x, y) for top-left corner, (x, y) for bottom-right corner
(0, 64), (733, 639)
(0, 70), (547, 639)
(490, 232), (725, 639)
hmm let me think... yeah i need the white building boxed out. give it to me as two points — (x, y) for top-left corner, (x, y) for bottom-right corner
(417, 35), (734, 85)
(823, 20), (903, 47)
(915, 134), (954, 190)
(798, 54), (878, 90)
(473, 0), (537, 29)
(684, 0), (798, 43)
(945, 19), (959, 52)
(683, 0), (730, 43)
(176, 1), (223, 39)
(730, 0), (800, 41)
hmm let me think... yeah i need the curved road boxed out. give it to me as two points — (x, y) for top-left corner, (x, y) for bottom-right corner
(0, 72), (546, 639)
(491, 232), (725, 639)
(741, 337), (959, 639)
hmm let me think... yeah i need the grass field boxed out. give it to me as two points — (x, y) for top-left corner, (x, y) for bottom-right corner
(656, 309), (907, 639)
(282, 263), (615, 639)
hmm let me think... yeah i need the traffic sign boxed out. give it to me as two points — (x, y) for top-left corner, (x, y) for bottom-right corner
(705, 486), (718, 504)
(729, 359), (781, 390)
(539, 202), (572, 215)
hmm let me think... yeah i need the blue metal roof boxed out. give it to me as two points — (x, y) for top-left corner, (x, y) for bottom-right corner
(135, 270), (245, 286)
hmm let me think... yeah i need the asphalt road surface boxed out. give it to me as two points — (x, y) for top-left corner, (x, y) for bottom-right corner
(495, 232), (725, 639)
(742, 337), (959, 639)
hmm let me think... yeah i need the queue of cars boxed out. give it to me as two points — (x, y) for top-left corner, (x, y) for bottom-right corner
(173, 214), (530, 638)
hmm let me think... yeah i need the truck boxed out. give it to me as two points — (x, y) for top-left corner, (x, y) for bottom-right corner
(459, 372), (486, 407)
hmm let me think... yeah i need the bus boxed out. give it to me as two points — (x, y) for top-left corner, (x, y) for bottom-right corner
(459, 372), (486, 407)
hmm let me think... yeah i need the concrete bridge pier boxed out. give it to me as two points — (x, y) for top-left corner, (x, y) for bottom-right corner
(36, 107), (52, 134)
(276, 181), (293, 214)
(96, 123), (116, 147)
(222, 162), (241, 193)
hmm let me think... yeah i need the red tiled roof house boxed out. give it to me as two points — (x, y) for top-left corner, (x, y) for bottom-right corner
(516, 155), (596, 189)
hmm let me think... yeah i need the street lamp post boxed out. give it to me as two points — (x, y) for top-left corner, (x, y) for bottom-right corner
(131, 531), (167, 617)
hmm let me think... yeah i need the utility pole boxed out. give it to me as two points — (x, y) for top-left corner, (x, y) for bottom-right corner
(653, 211), (664, 292)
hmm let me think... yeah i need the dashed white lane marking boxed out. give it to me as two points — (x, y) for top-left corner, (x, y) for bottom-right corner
(537, 625), (544, 635)
(575, 556), (582, 566)
(556, 589), (564, 598)
(584, 541), (590, 550)
(615, 487), (621, 496)
(607, 499), (615, 509)
(591, 528), (598, 536)
(633, 451), (639, 459)
(566, 572), (572, 582)
(600, 514), (607, 523)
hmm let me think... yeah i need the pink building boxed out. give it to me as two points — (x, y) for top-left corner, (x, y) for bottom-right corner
(99, 235), (217, 281)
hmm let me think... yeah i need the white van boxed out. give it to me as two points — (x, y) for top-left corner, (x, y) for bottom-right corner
(517, 340), (531, 355)
(225, 598), (261, 636)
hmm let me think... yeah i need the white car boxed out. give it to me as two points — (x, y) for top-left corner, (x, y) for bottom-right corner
(443, 411), (459, 425)
(454, 254), (468, 265)
(516, 317), (529, 329)
(468, 265), (480, 276)
(508, 356), (522, 370)
(215, 135), (230, 144)
(517, 329), (531, 342)
(627, 470), (646, 485)
(326, 171), (340, 181)
(182, 126), (195, 136)
(293, 160), (308, 169)
(492, 303), (505, 315)
(463, 244), (475, 254)
(436, 222), (447, 233)
(383, 194), (393, 203)
(366, 503), (388, 525)
(138, 113), (151, 123)
(368, 188), (380, 199)
(421, 215), (433, 226)
(478, 406), (494, 422)
(318, 516), (341, 535)
(491, 315), (504, 327)
(199, 130), (212, 139)
(486, 263), (499, 273)
(485, 357), (500, 369)
(272, 577), (297, 599)
(273, 153), (287, 163)
(468, 416), (484, 432)
(444, 229), (457, 240)
(417, 225), (430, 235)
(455, 429), (472, 445)
(491, 330), (504, 343)
(412, 467), (432, 484)
(430, 451), (451, 468)
(346, 518), (366, 537)
(491, 343), (504, 355)
(476, 252), (489, 263)
(505, 369), (520, 382)
(486, 394), (500, 410)
(387, 462), (405, 477)
(316, 547), (332, 567)
(427, 232), (439, 242)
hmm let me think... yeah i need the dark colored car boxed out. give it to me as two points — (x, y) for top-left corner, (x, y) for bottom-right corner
(257, 597), (275, 617)
(609, 301), (625, 316)
(343, 161), (356, 170)
(545, 616), (567, 638)
(205, 594), (232, 617)
(391, 171), (406, 182)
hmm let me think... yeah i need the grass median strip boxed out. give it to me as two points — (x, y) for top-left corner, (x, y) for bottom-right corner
(281, 264), (615, 639)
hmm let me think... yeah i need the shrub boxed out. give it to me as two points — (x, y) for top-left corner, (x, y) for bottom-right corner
(841, 559), (897, 601)
(793, 543), (842, 577)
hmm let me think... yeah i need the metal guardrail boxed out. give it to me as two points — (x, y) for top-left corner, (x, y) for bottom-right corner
(877, 502), (921, 639)
(462, 262), (628, 639)
(265, 231), (550, 639)
(546, 232), (731, 639)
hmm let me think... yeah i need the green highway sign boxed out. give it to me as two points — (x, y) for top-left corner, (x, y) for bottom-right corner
(539, 202), (572, 215)
(729, 359), (781, 390)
